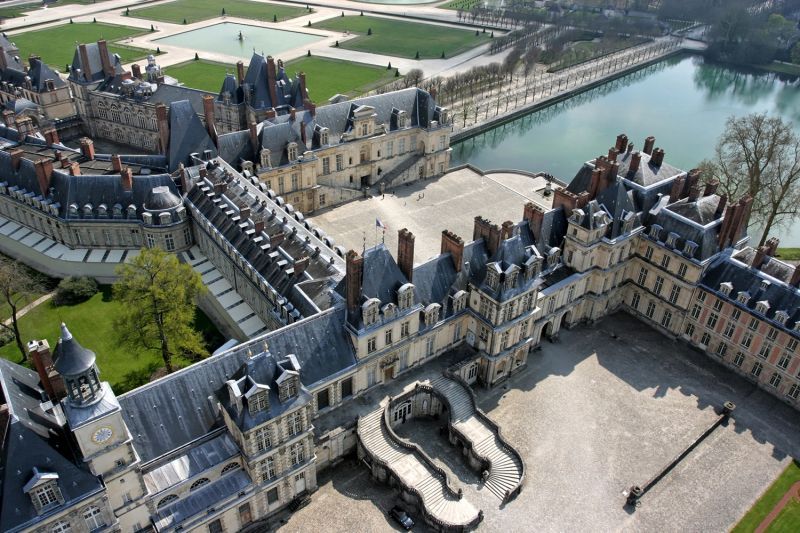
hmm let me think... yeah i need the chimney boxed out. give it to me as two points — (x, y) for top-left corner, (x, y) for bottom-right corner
(765, 237), (780, 257)
(239, 206), (250, 221)
(627, 151), (641, 175)
(473, 216), (501, 256)
(236, 61), (245, 84)
(704, 178), (719, 197)
(69, 161), (81, 176)
(752, 246), (768, 270)
(300, 122), (307, 147)
(78, 44), (92, 82)
(714, 194), (727, 219)
(111, 154), (122, 172)
(304, 99), (316, 118)
(643, 136), (655, 155)
(627, 142), (634, 153)
(8, 148), (23, 170)
(688, 184), (702, 202)
(270, 231), (285, 248)
(156, 104), (169, 155)
(266, 56), (278, 107)
(33, 159), (54, 197)
(668, 175), (684, 203)
(441, 230), (464, 272)
(2, 109), (14, 127)
(131, 63), (142, 79)
(523, 202), (544, 238)
(43, 128), (59, 145)
(289, 107), (296, 122)
(27, 340), (64, 401)
(501, 220), (514, 241)
(213, 180), (227, 195)
(0, 47), (6, 70)
(80, 137), (95, 159)
(791, 264), (800, 288)
(607, 147), (619, 162)
(293, 256), (310, 277)
(120, 167), (133, 190)
(615, 133), (628, 152)
(345, 250), (364, 320)
(97, 40), (114, 78)
(397, 228), (415, 282)
(249, 121), (259, 153)
(298, 71), (307, 100)
(202, 95), (218, 145)
(254, 219), (265, 234)
(650, 148), (665, 167)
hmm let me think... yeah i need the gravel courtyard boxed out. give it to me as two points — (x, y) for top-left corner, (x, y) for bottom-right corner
(279, 312), (800, 532)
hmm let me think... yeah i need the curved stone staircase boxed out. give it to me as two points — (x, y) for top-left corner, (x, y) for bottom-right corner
(429, 375), (525, 501)
(358, 409), (481, 530)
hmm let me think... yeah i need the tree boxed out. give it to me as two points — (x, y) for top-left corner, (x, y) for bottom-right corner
(113, 247), (207, 373)
(700, 113), (800, 247)
(0, 259), (43, 362)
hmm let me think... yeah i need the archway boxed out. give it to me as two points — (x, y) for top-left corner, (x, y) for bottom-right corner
(543, 321), (554, 340)
(560, 310), (572, 330)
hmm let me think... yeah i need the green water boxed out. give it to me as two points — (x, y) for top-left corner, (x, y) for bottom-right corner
(451, 54), (800, 244)
(155, 22), (322, 59)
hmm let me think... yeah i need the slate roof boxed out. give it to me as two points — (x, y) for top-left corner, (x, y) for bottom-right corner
(241, 53), (303, 111)
(53, 323), (95, 377)
(167, 100), (216, 172)
(0, 359), (103, 533)
(118, 307), (356, 463)
(700, 252), (800, 333)
(68, 42), (124, 84)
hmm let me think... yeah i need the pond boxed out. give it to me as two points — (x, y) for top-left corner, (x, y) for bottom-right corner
(154, 22), (322, 59)
(451, 54), (800, 244)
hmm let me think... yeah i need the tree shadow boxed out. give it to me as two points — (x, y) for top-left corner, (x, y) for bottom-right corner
(115, 360), (161, 394)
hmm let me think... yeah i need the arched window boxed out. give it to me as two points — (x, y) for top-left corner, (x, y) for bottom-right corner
(221, 462), (240, 475)
(157, 494), (178, 509)
(50, 521), (71, 533)
(189, 478), (210, 491)
(83, 505), (105, 530)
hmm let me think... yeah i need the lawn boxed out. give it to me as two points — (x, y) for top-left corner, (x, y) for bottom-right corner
(753, 61), (800, 77)
(129, 0), (309, 25)
(9, 22), (154, 70)
(777, 248), (800, 261)
(316, 15), (489, 59)
(768, 498), (800, 532)
(167, 56), (398, 102)
(545, 36), (650, 72)
(732, 460), (800, 533)
(165, 60), (233, 92)
(0, 0), (110, 20)
(0, 286), (224, 394)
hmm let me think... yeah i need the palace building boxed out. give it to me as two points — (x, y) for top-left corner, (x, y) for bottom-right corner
(1, 118), (799, 532)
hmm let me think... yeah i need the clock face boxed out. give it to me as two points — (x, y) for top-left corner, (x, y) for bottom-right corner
(92, 426), (114, 444)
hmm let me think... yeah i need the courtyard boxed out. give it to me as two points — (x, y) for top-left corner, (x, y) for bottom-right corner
(308, 167), (558, 263)
(277, 313), (800, 531)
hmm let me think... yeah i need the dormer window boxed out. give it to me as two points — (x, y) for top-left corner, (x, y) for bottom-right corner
(547, 247), (561, 268)
(649, 224), (662, 240)
(775, 310), (789, 325)
(424, 303), (441, 326)
(524, 255), (541, 280)
(382, 303), (396, 319)
(756, 300), (770, 315)
(570, 209), (584, 225)
(760, 279), (771, 291)
(287, 142), (298, 162)
(320, 128), (329, 146)
(276, 354), (301, 402)
(260, 148), (272, 169)
(719, 282), (733, 297)
(24, 470), (64, 514)
(361, 122), (368, 136)
(452, 290), (467, 313)
(683, 240), (698, 256)
(398, 283), (414, 310)
(362, 298), (380, 326)
(82, 203), (93, 218)
(666, 232), (679, 248)
(505, 269), (518, 291)
(738, 291), (751, 304)
(486, 264), (501, 290)
(248, 390), (269, 415)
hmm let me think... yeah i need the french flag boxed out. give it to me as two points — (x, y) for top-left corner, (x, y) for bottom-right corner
(376, 218), (386, 229)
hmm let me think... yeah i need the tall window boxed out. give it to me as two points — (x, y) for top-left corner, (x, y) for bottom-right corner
(260, 456), (276, 481)
(669, 285), (681, 305)
(290, 442), (305, 466)
(50, 521), (71, 533)
(164, 233), (175, 251)
(653, 276), (664, 296)
(426, 336), (435, 357)
(644, 246), (653, 260)
(741, 333), (753, 348)
(239, 502), (252, 525)
(367, 337), (377, 353)
(637, 267), (648, 286)
(83, 506), (105, 531)
(769, 372), (782, 388)
(145, 233), (155, 248)
(660, 255), (670, 269)
(631, 292), (640, 310)
(208, 519), (223, 533)
(706, 313), (718, 329)
(778, 353), (792, 369)
(733, 352), (745, 367)
(751, 361), (763, 378)
(677, 263), (688, 278)
(322, 157), (330, 175)
(291, 173), (299, 191)
(690, 304), (701, 319)
(788, 383), (800, 400)
(253, 426), (271, 452)
(287, 411), (303, 436)
(385, 329), (393, 345)
(723, 322), (735, 338)
(335, 154), (343, 171)
(661, 310), (672, 329)
(35, 483), (61, 509)
(645, 301), (656, 319)
(401, 321), (410, 338)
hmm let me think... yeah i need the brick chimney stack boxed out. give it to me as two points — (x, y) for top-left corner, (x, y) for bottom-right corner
(345, 250), (364, 321)
(28, 340), (65, 401)
(473, 216), (501, 256)
(441, 230), (464, 272)
(293, 256), (309, 277)
(397, 228), (415, 282)
(236, 61), (245, 84)
(33, 159), (54, 197)
(765, 237), (780, 257)
(791, 264), (800, 288)
(523, 202), (545, 239)
(714, 194), (727, 218)
(120, 167), (133, 190)
(43, 128), (59, 145)
(643, 136), (656, 155)
(202, 95), (218, 145)
(752, 246), (768, 270)
(0, 47), (6, 70)
(607, 147), (619, 162)
(78, 43), (92, 82)
(615, 133), (628, 152)
(266, 56), (278, 107)
(249, 121), (259, 154)
(111, 154), (122, 172)
(688, 184), (702, 202)
(8, 148), (23, 170)
(156, 104), (170, 155)
(501, 220), (514, 241)
(650, 148), (665, 167)
(131, 63), (142, 79)
(97, 40), (114, 78)
(704, 178), (719, 197)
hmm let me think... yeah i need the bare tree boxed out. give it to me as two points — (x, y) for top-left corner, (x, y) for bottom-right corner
(700, 113), (800, 246)
(0, 258), (44, 362)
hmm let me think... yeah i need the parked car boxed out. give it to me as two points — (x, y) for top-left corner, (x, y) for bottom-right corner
(390, 506), (414, 530)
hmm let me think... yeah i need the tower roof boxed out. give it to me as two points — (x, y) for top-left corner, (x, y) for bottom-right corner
(53, 323), (96, 377)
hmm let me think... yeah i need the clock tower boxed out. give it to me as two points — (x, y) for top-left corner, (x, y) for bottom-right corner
(55, 323), (149, 530)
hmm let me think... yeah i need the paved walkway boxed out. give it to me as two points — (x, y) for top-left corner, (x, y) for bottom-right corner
(2, 292), (53, 326)
(755, 481), (800, 533)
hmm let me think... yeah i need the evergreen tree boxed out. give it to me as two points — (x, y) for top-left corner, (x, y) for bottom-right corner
(415, 51), (420, 60)
(114, 248), (207, 374)
(395, 68), (400, 77)
(195, 52), (199, 60)
(367, 28), (372, 35)
(222, 8), (226, 15)
(273, 14), (277, 22)
(387, 61), (392, 69)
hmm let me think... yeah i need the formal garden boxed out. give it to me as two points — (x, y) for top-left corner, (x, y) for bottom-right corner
(316, 15), (490, 59)
(129, 0), (309, 25)
(9, 22), (155, 70)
